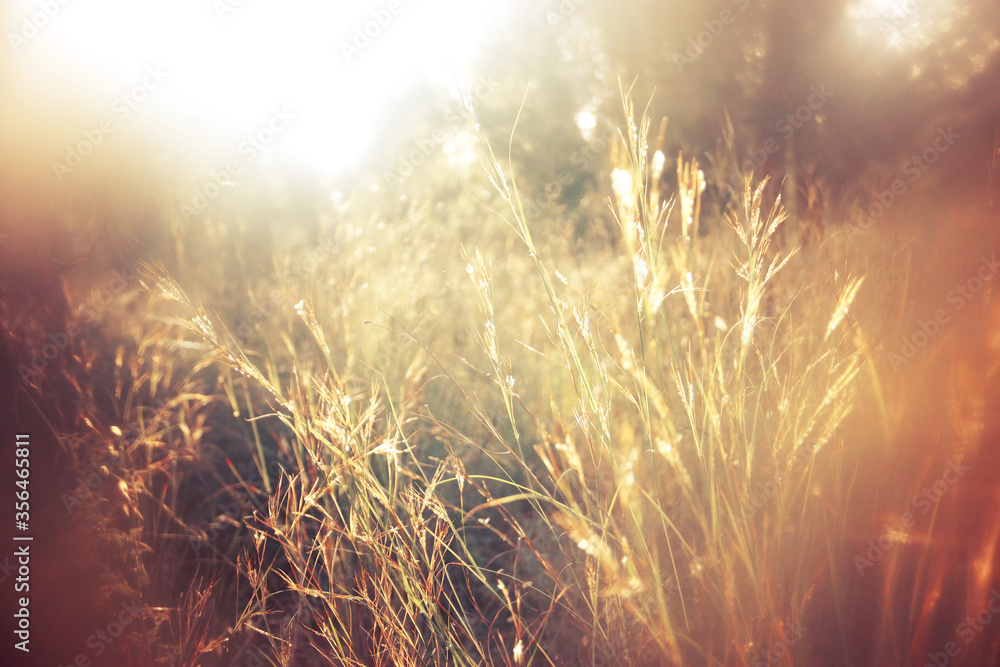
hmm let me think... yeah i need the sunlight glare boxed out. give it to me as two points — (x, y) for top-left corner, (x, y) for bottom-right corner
(846, 0), (956, 53)
(6, 0), (507, 177)
(576, 107), (598, 141)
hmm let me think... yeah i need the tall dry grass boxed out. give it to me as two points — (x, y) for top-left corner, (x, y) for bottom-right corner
(33, 88), (1000, 667)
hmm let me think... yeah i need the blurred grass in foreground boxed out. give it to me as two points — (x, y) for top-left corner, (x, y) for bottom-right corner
(19, 88), (1000, 667)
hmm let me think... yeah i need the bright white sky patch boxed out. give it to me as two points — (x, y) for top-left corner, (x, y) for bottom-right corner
(5, 0), (506, 177)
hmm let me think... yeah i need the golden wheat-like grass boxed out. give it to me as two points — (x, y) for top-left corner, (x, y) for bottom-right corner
(34, 83), (1000, 667)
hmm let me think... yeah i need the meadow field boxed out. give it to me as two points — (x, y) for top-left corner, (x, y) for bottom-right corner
(2, 1), (1000, 666)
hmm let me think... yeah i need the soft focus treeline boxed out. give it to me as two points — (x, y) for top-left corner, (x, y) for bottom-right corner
(397, 0), (1000, 232)
(586, 0), (999, 196)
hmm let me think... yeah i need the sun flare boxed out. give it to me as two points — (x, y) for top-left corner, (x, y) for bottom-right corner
(847, 0), (957, 52)
(5, 0), (506, 176)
